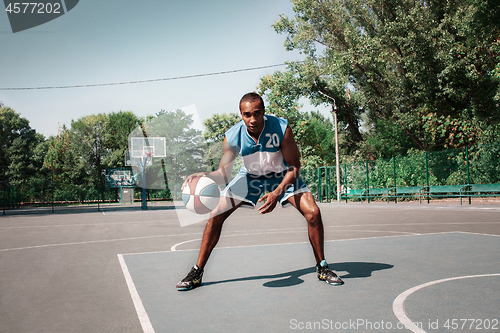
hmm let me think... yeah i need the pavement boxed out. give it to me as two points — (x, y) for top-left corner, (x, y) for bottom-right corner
(0, 201), (499, 332)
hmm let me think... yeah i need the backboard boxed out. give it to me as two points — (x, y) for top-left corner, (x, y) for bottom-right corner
(105, 168), (137, 188)
(129, 137), (166, 159)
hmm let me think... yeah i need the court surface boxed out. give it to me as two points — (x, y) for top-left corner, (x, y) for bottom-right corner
(1, 202), (499, 332)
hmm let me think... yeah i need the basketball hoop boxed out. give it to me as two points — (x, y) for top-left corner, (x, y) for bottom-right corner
(144, 152), (154, 167)
(104, 168), (136, 188)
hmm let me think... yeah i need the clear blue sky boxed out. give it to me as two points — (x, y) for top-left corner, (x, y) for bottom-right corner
(1, 0), (328, 137)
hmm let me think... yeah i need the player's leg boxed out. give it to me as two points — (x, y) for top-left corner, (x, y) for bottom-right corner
(196, 196), (244, 269)
(287, 192), (344, 285)
(195, 170), (259, 268)
(177, 171), (259, 291)
(176, 196), (243, 291)
(286, 192), (324, 263)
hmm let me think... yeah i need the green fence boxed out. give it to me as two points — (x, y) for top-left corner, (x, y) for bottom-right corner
(345, 145), (499, 189)
(305, 142), (500, 203)
(2, 143), (499, 212)
(1, 177), (173, 214)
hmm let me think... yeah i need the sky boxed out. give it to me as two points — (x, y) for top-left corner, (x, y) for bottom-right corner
(0, 0), (330, 138)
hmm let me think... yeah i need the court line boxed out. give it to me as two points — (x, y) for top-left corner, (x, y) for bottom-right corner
(117, 254), (155, 333)
(1, 220), (497, 230)
(170, 238), (202, 251)
(118, 231), (500, 333)
(168, 228), (326, 251)
(454, 231), (500, 237)
(2, 222), (497, 252)
(123, 231), (466, 256)
(169, 229), (420, 251)
(0, 220), (178, 230)
(393, 273), (500, 333)
(0, 224), (419, 252)
(0, 233), (199, 252)
(0, 227), (407, 252)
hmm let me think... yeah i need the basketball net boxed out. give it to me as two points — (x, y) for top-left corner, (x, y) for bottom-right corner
(145, 153), (154, 167)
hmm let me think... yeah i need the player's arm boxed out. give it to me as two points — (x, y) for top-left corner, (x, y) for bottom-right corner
(181, 137), (236, 189)
(258, 125), (301, 214)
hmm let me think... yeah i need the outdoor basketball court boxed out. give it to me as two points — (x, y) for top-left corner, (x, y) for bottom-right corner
(0, 202), (499, 332)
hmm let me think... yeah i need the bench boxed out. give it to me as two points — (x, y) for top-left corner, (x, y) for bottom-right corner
(391, 186), (427, 203)
(340, 188), (367, 203)
(462, 183), (500, 203)
(425, 185), (469, 204)
(365, 188), (393, 203)
(467, 183), (500, 194)
(339, 183), (500, 205)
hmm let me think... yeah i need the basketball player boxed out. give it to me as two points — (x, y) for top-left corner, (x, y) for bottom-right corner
(176, 92), (343, 290)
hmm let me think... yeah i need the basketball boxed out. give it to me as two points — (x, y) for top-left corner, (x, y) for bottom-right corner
(182, 176), (220, 214)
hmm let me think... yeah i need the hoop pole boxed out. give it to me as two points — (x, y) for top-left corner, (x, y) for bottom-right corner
(141, 157), (147, 210)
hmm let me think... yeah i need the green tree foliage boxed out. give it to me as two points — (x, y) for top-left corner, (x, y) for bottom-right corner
(105, 111), (140, 167)
(258, 61), (366, 159)
(44, 126), (88, 201)
(42, 111), (140, 199)
(258, 70), (307, 137)
(299, 111), (336, 168)
(202, 113), (241, 173)
(269, 0), (499, 158)
(44, 126), (86, 185)
(203, 113), (241, 143)
(132, 109), (204, 198)
(0, 106), (45, 190)
(258, 71), (342, 167)
(70, 113), (109, 185)
(43, 111), (139, 195)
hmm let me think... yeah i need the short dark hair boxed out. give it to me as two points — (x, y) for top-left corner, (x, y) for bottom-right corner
(239, 92), (264, 110)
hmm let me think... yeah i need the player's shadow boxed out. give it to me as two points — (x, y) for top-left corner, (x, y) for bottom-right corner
(203, 262), (393, 288)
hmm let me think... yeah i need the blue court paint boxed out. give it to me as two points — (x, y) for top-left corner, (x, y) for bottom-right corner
(119, 232), (500, 333)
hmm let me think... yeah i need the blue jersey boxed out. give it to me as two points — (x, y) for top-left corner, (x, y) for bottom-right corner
(225, 115), (289, 175)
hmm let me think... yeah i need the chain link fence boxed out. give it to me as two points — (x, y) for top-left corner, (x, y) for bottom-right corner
(1, 178), (173, 214)
(303, 142), (500, 203)
(2, 143), (499, 212)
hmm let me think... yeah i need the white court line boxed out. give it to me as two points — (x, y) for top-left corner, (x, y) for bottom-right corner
(170, 238), (202, 251)
(1, 220), (497, 231)
(169, 229), (312, 251)
(121, 232), (498, 332)
(125, 231), (463, 257)
(169, 229), (419, 252)
(0, 227), (408, 252)
(455, 231), (500, 237)
(0, 233), (199, 252)
(393, 273), (500, 333)
(0, 220), (178, 230)
(117, 254), (155, 333)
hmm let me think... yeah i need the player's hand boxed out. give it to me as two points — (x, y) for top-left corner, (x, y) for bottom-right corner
(181, 172), (208, 190)
(257, 191), (279, 214)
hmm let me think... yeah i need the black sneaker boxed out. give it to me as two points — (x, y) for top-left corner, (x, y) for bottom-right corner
(176, 266), (204, 291)
(316, 263), (344, 285)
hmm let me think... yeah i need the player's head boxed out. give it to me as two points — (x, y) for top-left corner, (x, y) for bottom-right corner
(239, 92), (265, 138)
(239, 92), (265, 111)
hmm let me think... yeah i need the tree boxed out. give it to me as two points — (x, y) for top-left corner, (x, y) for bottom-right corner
(300, 111), (336, 168)
(104, 111), (140, 167)
(44, 126), (87, 201)
(203, 113), (240, 143)
(258, 60), (366, 158)
(201, 113), (241, 174)
(130, 109), (205, 199)
(70, 113), (110, 186)
(269, 0), (499, 158)
(0, 106), (45, 190)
